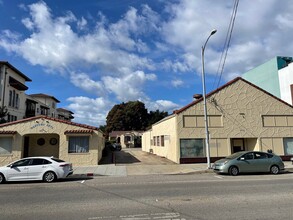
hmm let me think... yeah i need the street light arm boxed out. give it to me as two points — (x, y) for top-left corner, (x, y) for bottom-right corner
(202, 29), (217, 55)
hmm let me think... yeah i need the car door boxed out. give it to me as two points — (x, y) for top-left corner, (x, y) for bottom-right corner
(6, 159), (31, 181)
(27, 159), (51, 180)
(237, 152), (255, 173)
(253, 152), (270, 172)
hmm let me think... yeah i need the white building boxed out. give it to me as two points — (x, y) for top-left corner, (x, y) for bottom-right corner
(0, 61), (74, 122)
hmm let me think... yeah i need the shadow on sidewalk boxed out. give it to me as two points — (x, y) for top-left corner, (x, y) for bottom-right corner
(99, 148), (140, 165)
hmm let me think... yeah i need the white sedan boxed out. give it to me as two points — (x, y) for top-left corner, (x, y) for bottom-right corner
(0, 157), (73, 183)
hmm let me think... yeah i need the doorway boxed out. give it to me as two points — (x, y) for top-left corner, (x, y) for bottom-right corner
(23, 136), (30, 158)
(231, 138), (245, 153)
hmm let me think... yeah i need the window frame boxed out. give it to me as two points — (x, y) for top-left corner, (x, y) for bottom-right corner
(0, 136), (13, 155)
(68, 135), (90, 153)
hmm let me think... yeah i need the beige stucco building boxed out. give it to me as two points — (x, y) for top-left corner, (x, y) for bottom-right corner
(142, 77), (293, 164)
(0, 115), (104, 166)
(109, 130), (143, 148)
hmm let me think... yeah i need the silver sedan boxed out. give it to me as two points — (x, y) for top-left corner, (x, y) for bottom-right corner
(213, 151), (285, 176)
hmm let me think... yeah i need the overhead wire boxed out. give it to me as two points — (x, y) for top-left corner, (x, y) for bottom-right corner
(212, 0), (239, 90)
(208, 1), (274, 152)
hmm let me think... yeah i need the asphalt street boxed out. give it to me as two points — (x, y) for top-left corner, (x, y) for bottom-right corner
(1, 173), (293, 220)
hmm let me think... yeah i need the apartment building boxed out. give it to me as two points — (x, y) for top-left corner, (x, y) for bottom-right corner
(0, 61), (73, 122)
(243, 56), (293, 105)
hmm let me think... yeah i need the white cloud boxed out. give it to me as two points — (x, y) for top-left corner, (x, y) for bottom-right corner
(171, 79), (184, 88)
(103, 70), (157, 101)
(145, 99), (180, 113)
(66, 96), (113, 126)
(2, 0), (293, 126)
(77, 17), (88, 31)
(161, 0), (293, 80)
(70, 72), (105, 96)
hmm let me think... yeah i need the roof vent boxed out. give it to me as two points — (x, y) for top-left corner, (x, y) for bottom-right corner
(193, 94), (203, 99)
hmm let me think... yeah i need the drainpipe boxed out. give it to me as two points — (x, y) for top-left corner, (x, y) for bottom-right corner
(1, 65), (8, 108)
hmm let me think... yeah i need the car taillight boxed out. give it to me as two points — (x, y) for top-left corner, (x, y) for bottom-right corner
(60, 164), (70, 167)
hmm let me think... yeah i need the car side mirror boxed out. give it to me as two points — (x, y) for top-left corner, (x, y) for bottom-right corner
(10, 164), (16, 168)
(240, 157), (245, 161)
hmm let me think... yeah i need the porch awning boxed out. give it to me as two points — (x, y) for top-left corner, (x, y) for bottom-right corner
(64, 130), (93, 134)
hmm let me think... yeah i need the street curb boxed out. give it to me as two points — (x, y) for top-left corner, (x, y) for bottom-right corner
(70, 167), (293, 178)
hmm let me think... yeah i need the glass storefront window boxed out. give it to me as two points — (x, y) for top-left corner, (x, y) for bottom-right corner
(283, 138), (293, 155)
(180, 139), (205, 158)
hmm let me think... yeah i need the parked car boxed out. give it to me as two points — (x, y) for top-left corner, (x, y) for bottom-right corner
(110, 143), (122, 151)
(0, 157), (73, 183)
(212, 151), (284, 176)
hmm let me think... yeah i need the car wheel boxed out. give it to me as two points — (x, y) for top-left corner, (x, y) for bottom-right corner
(43, 171), (56, 183)
(229, 166), (239, 176)
(0, 173), (5, 184)
(270, 165), (280, 174)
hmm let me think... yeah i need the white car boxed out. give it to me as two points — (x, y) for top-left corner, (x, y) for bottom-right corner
(0, 157), (73, 183)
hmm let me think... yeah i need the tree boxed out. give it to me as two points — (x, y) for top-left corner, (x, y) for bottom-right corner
(105, 101), (169, 136)
(98, 125), (106, 133)
(105, 101), (148, 135)
(147, 110), (168, 127)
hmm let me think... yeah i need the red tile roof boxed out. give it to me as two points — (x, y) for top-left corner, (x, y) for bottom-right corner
(0, 131), (17, 134)
(64, 130), (94, 134)
(0, 115), (101, 132)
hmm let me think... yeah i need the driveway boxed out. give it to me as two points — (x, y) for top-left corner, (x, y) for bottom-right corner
(100, 148), (175, 165)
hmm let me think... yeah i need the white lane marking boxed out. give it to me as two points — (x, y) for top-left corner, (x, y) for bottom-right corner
(88, 212), (186, 220)
(214, 175), (223, 179)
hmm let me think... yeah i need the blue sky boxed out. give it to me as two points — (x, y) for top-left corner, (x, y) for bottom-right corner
(1, 0), (293, 126)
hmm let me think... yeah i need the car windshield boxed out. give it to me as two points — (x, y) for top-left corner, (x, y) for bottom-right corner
(226, 152), (245, 159)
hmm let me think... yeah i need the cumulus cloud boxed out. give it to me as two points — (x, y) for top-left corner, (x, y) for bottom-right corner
(145, 99), (180, 112)
(171, 79), (184, 88)
(66, 96), (113, 126)
(1, 0), (293, 125)
(103, 70), (157, 101)
(70, 72), (106, 96)
(161, 0), (293, 79)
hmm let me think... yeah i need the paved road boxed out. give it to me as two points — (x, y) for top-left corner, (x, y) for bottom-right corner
(2, 173), (293, 220)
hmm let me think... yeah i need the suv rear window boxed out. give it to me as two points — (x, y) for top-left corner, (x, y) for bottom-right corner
(51, 158), (65, 163)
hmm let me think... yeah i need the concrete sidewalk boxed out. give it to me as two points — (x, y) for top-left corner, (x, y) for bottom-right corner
(72, 161), (293, 177)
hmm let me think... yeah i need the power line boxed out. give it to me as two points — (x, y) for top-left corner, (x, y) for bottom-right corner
(213, 0), (239, 90)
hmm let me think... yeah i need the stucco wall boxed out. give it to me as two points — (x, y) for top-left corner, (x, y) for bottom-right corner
(142, 115), (179, 163)
(177, 79), (293, 156)
(2, 66), (28, 120)
(0, 117), (104, 166)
